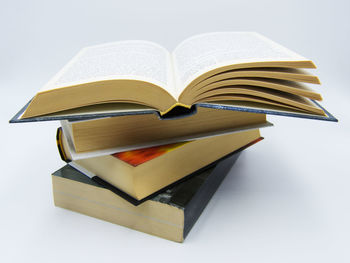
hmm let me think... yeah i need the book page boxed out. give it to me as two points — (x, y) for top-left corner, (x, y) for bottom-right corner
(43, 41), (174, 94)
(172, 32), (309, 96)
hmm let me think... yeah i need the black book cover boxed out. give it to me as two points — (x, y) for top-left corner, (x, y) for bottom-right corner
(10, 98), (337, 123)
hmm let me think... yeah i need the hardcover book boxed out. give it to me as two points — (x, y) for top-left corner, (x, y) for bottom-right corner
(10, 32), (336, 123)
(52, 150), (241, 242)
(57, 126), (262, 203)
(60, 108), (270, 154)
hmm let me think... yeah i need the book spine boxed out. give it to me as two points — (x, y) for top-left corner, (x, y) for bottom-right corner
(56, 127), (71, 162)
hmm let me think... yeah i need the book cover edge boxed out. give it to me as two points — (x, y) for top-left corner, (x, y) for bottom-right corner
(182, 152), (241, 238)
(10, 99), (337, 123)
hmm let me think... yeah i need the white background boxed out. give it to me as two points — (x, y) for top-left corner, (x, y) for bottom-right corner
(1, 0), (350, 262)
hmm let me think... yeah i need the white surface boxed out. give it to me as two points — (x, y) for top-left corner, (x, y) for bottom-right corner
(1, 0), (350, 262)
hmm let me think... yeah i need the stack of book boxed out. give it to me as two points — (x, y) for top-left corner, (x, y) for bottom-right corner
(10, 32), (336, 242)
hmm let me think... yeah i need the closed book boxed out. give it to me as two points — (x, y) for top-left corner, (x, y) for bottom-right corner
(57, 127), (262, 202)
(60, 107), (269, 153)
(52, 150), (241, 242)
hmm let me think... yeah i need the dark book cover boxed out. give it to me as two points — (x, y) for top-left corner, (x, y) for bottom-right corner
(10, 98), (337, 123)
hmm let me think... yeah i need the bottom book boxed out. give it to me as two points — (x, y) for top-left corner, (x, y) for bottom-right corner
(52, 151), (241, 242)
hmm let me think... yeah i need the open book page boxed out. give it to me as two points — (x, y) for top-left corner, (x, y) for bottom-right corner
(41, 41), (175, 95)
(172, 32), (310, 98)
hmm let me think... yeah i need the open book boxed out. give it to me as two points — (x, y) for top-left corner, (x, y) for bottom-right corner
(16, 32), (336, 121)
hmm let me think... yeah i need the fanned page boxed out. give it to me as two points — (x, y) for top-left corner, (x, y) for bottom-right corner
(43, 41), (174, 93)
(172, 32), (315, 99)
(169, 32), (325, 116)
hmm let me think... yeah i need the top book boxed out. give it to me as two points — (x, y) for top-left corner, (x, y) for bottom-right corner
(16, 32), (335, 121)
